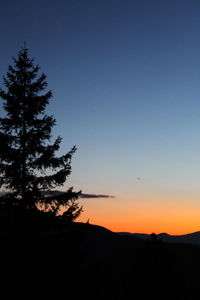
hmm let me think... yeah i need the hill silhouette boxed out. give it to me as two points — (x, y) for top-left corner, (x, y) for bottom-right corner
(2, 210), (200, 300)
(119, 231), (200, 246)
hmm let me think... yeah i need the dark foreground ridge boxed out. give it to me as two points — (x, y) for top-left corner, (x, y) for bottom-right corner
(2, 210), (200, 300)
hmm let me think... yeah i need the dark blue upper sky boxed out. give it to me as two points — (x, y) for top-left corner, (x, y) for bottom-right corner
(1, 0), (200, 203)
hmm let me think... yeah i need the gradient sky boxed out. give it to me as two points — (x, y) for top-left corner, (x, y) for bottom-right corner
(1, 0), (200, 234)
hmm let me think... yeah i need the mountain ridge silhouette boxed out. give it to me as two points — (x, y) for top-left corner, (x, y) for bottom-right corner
(2, 213), (200, 300)
(118, 231), (200, 246)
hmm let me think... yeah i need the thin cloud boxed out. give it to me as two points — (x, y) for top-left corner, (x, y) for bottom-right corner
(0, 191), (115, 199)
(81, 194), (115, 199)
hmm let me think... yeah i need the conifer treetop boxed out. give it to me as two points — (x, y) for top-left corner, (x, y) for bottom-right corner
(0, 47), (82, 219)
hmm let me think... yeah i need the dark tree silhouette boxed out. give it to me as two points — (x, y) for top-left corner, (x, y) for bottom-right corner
(0, 46), (82, 220)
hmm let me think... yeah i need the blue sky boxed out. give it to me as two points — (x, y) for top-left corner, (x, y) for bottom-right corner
(1, 0), (200, 232)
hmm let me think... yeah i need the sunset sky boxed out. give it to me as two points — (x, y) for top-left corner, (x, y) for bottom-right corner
(1, 0), (200, 234)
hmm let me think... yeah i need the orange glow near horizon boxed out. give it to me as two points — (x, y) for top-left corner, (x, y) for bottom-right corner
(77, 194), (200, 235)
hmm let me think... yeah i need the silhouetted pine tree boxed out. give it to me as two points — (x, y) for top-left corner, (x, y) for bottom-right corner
(0, 47), (82, 220)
